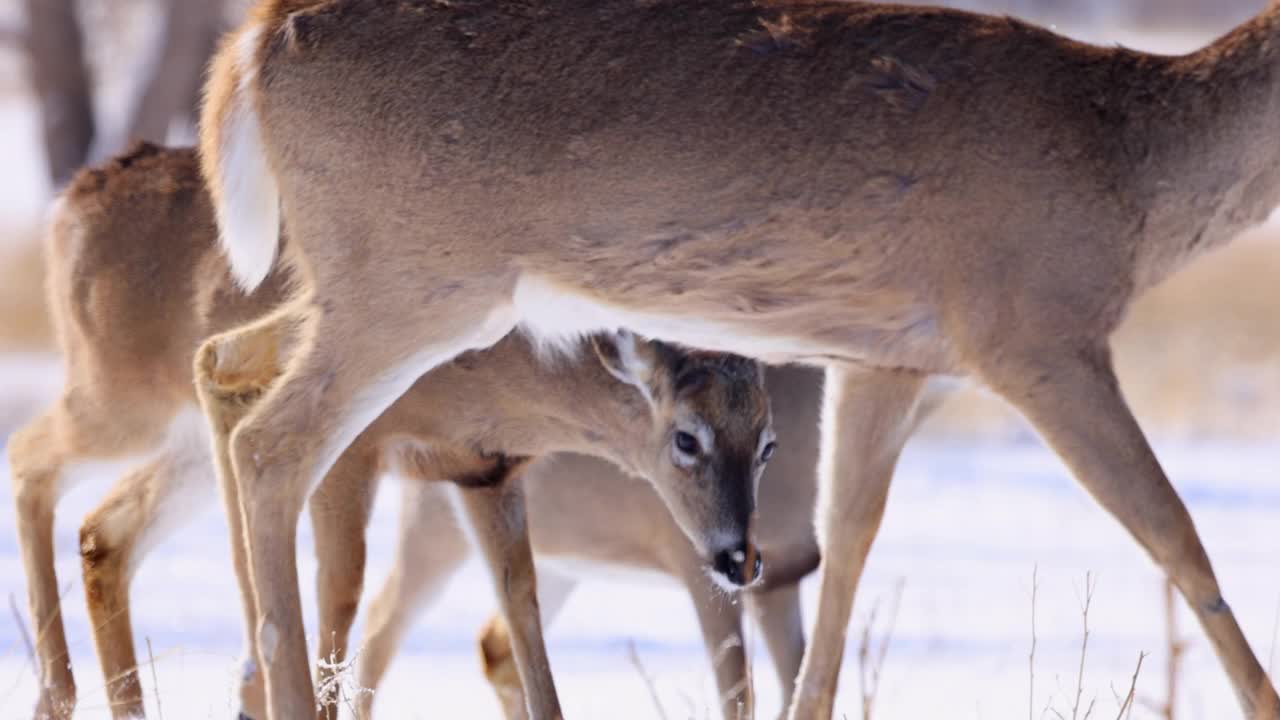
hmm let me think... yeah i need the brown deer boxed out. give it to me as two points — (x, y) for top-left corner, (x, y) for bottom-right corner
(359, 365), (963, 720)
(355, 366), (828, 720)
(200, 317), (808, 720)
(7, 143), (779, 720)
(201, 1), (1280, 718)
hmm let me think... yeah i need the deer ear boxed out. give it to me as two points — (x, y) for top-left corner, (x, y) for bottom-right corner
(591, 329), (657, 392)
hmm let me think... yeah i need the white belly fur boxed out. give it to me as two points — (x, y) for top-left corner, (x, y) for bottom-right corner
(513, 273), (842, 365)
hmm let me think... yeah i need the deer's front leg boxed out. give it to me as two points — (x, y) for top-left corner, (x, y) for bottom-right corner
(685, 571), (751, 720)
(8, 414), (77, 720)
(788, 366), (924, 720)
(454, 467), (563, 720)
(976, 341), (1279, 720)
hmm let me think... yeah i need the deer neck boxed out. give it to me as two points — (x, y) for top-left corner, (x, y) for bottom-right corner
(482, 346), (655, 478)
(542, 365), (655, 478)
(1130, 6), (1280, 291)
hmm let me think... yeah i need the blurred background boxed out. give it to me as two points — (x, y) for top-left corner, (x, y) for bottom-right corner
(0, 1), (1276, 719)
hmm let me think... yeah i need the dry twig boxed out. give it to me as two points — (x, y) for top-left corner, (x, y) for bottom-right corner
(315, 638), (370, 718)
(1030, 565), (1040, 720)
(626, 639), (671, 720)
(1141, 578), (1185, 719)
(1113, 652), (1147, 720)
(1268, 593), (1280, 681)
(7, 594), (37, 681)
(1071, 572), (1098, 720)
(859, 580), (905, 720)
(1161, 579), (1185, 720)
(146, 637), (163, 720)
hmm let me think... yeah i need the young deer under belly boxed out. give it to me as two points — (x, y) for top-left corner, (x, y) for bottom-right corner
(8, 144), (779, 720)
(356, 365), (826, 720)
(203, 1), (1280, 718)
(360, 365), (961, 720)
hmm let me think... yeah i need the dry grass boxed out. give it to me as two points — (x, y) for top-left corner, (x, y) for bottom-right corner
(857, 580), (904, 720)
(1141, 579), (1185, 720)
(1031, 572), (1151, 720)
(0, 223), (51, 352)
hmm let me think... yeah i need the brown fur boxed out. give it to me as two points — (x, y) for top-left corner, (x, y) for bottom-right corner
(8, 144), (791, 720)
(201, 1), (1280, 718)
(356, 367), (825, 719)
(8, 143), (288, 719)
(196, 316), (776, 720)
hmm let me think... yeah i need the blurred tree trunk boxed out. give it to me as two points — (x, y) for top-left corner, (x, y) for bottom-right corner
(24, 0), (96, 188)
(127, 0), (227, 144)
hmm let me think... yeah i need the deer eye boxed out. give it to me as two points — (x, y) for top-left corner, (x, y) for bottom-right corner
(674, 431), (700, 455)
(760, 441), (777, 463)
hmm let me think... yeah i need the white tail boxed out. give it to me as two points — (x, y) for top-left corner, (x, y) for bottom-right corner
(204, 24), (279, 292)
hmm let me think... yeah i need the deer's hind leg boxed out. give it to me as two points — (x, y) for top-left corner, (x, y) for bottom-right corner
(972, 340), (1278, 719)
(8, 397), (170, 720)
(222, 287), (517, 719)
(79, 407), (217, 718)
(356, 482), (471, 720)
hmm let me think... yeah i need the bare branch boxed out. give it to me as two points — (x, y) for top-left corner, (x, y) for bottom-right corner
(145, 637), (163, 720)
(1114, 652), (1147, 720)
(1071, 572), (1097, 720)
(859, 580), (905, 720)
(7, 593), (37, 681)
(626, 639), (670, 720)
(1161, 578), (1184, 720)
(1268, 593), (1280, 681)
(1082, 695), (1098, 720)
(1030, 565), (1040, 720)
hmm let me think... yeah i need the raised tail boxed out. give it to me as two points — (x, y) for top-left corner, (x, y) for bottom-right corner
(200, 22), (279, 293)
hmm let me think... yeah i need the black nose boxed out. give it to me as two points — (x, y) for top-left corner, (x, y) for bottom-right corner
(712, 543), (763, 586)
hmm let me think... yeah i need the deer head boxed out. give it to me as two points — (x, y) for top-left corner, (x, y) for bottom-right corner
(591, 330), (775, 588)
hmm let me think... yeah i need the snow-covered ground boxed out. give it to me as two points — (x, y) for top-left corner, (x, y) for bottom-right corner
(0, 356), (1277, 719)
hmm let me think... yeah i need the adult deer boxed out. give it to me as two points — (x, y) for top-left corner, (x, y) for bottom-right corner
(203, 1), (1280, 718)
(7, 144), (778, 720)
